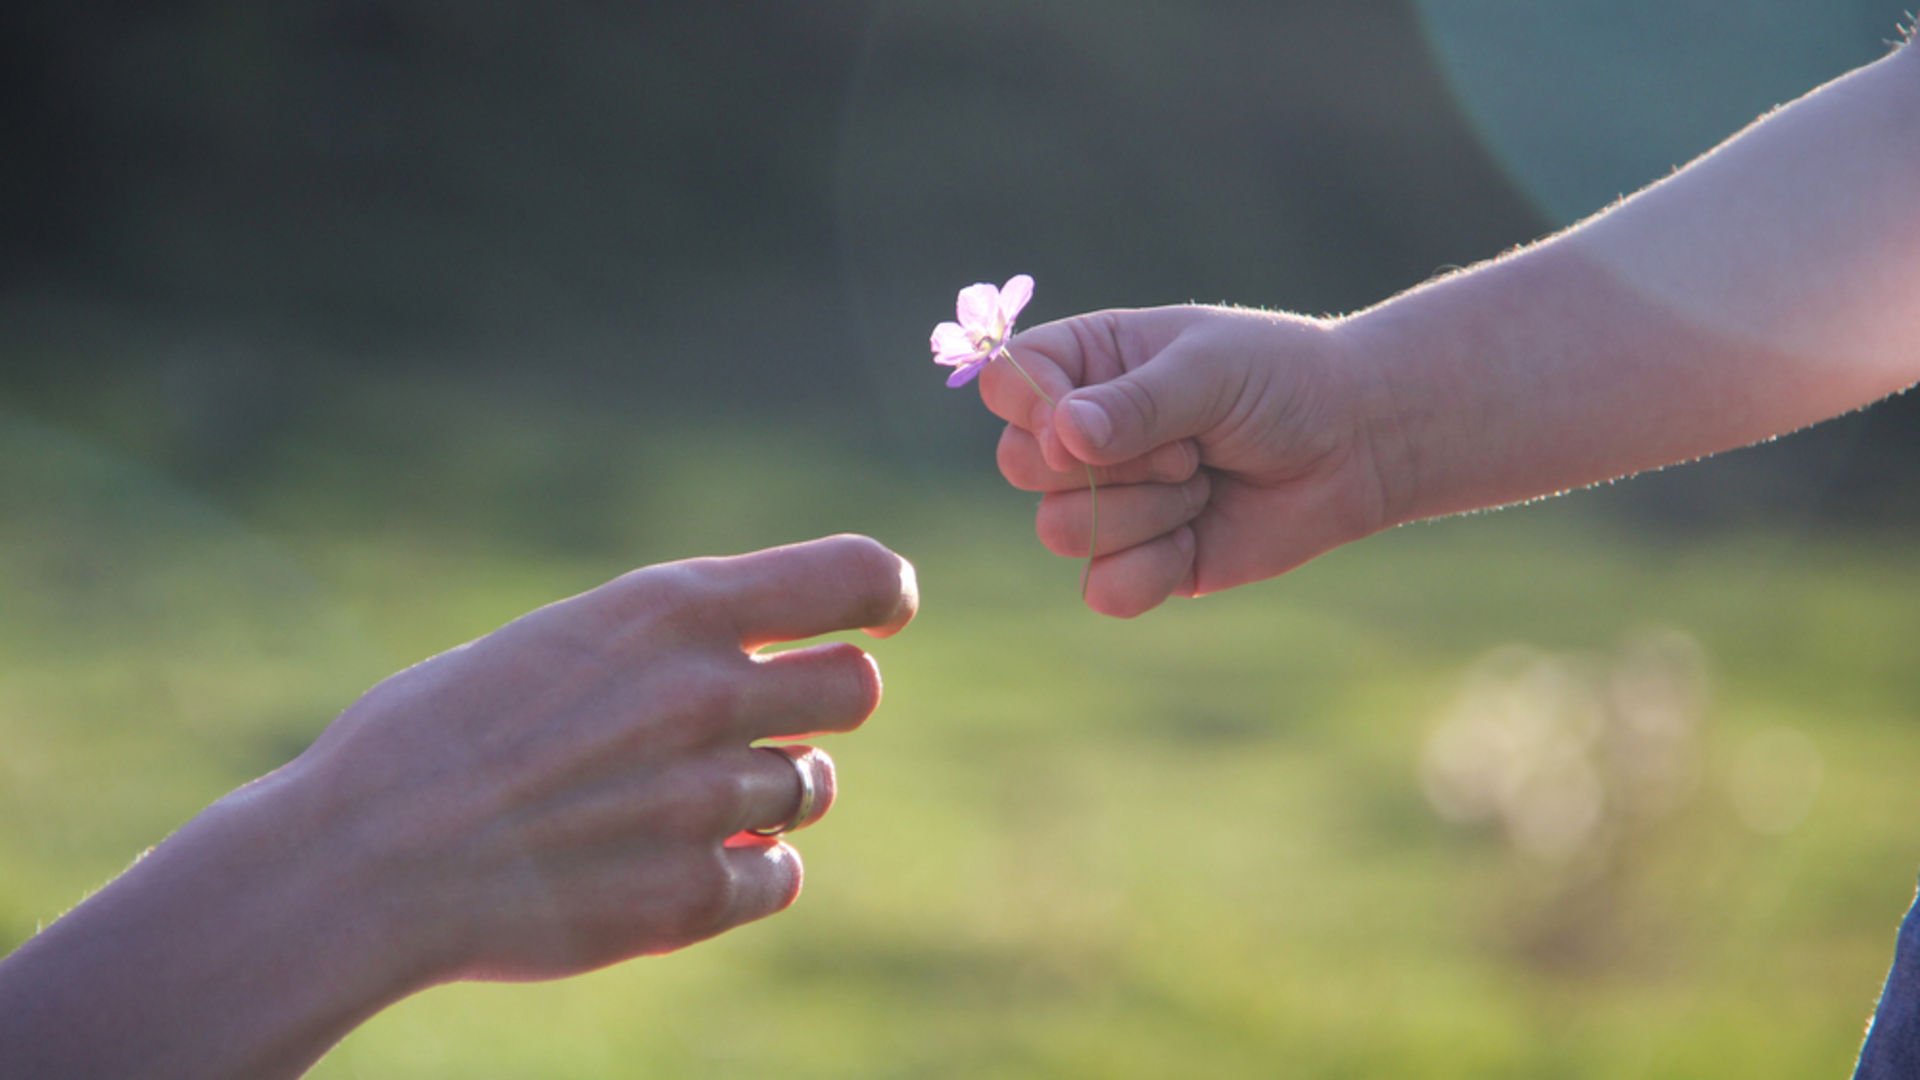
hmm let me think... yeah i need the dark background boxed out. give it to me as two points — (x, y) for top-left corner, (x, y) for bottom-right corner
(3, 1), (1914, 529)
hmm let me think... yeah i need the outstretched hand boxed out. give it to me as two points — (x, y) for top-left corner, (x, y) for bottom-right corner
(0, 533), (919, 1080)
(303, 533), (920, 982)
(980, 306), (1395, 617)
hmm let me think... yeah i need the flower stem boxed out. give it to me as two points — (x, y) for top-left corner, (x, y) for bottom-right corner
(998, 351), (1098, 600)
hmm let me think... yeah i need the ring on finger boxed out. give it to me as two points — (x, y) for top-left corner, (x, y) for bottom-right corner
(748, 744), (818, 837)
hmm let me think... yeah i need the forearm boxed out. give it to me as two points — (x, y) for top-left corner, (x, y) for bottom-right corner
(1346, 41), (1920, 525)
(0, 536), (913, 1073)
(0, 765), (421, 1080)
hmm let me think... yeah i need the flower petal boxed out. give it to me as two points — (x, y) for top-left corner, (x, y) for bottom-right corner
(955, 282), (1001, 334)
(944, 356), (991, 388)
(997, 274), (1034, 323)
(930, 321), (975, 359)
(933, 347), (988, 369)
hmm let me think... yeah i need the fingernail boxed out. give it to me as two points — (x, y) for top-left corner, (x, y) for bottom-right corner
(867, 558), (919, 638)
(892, 559), (920, 627)
(1183, 474), (1211, 516)
(1065, 399), (1113, 450)
(1173, 525), (1195, 558)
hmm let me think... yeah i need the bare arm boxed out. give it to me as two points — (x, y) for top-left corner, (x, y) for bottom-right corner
(0, 780), (414, 1078)
(981, 41), (1920, 614)
(0, 535), (918, 1078)
(1354, 41), (1920, 524)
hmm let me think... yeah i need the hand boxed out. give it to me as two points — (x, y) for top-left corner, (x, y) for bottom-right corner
(288, 533), (919, 985)
(0, 534), (917, 1079)
(980, 306), (1396, 617)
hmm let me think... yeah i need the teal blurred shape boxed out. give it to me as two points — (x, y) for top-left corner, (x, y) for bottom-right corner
(1414, 1), (1902, 226)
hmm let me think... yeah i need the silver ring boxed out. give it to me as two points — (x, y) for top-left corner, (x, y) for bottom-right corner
(748, 745), (817, 837)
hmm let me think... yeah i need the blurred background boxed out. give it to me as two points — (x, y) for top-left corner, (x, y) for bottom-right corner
(4, 2), (1919, 1076)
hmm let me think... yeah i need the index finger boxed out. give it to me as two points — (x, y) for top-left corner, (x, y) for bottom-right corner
(708, 534), (919, 649)
(982, 308), (1188, 430)
(977, 340), (1076, 432)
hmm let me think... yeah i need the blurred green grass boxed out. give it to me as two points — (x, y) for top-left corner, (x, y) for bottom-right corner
(3, 398), (1919, 1078)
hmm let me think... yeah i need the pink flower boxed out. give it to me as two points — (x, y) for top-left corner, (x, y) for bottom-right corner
(930, 274), (1034, 388)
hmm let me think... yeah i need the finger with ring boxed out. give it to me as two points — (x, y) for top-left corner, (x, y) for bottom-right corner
(747, 744), (827, 837)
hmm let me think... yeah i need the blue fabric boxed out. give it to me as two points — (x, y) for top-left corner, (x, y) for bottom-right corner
(1856, 878), (1920, 1078)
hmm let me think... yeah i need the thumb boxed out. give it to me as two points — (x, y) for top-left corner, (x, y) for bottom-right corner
(1051, 349), (1226, 467)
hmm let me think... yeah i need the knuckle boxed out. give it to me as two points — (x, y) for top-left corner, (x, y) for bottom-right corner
(667, 764), (751, 837)
(652, 658), (746, 738)
(997, 429), (1043, 490)
(1033, 495), (1083, 555)
(1182, 471), (1213, 516)
(978, 361), (1016, 413)
(638, 772), (704, 837)
(1150, 440), (1201, 484)
(707, 767), (757, 835)
(612, 562), (723, 634)
(1110, 377), (1160, 442)
(699, 664), (749, 729)
(1068, 312), (1121, 377)
(665, 850), (738, 943)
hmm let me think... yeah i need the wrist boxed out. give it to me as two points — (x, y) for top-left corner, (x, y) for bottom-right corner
(0, 754), (438, 1080)
(229, 753), (451, 998)
(182, 755), (445, 1035)
(1326, 310), (1425, 532)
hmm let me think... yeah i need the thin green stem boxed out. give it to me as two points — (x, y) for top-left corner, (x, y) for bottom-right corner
(999, 350), (1098, 600)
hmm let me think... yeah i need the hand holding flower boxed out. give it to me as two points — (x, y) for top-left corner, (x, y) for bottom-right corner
(978, 304), (1394, 616)
(932, 275), (1101, 595)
